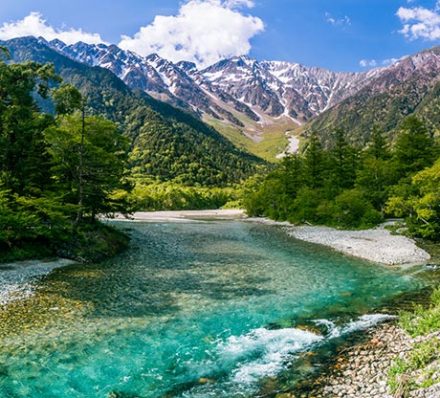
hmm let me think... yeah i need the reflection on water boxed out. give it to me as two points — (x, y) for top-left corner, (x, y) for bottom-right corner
(0, 221), (426, 397)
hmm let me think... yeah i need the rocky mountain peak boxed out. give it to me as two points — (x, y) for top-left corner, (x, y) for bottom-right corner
(43, 37), (440, 139)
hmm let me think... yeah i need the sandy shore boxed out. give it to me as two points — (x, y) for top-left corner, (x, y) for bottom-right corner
(249, 218), (431, 266)
(0, 259), (76, 306)
(108, 209), (246, 222)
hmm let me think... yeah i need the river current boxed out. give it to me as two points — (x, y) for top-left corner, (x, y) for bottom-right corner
(0, 221), (427, 397)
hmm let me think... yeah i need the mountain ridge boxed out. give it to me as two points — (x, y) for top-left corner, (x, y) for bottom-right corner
(47, 38), (380, 124)
(1, 36), (262, 185)
(43, 37), (385, 158)
(7, 35), (440, 154)
(306, 45), (440, 144)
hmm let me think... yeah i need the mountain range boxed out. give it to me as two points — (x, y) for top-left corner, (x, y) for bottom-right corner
(3, 36), (440, 164)
(46, 38), (440, 153)
(1, 36), (263, 186)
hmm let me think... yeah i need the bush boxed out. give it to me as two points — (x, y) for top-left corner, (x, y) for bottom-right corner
(290, 187), (322, 224)
(129, 181), (239, 211)
(331, 189), (382, 229)
(399, 289), (440, 337)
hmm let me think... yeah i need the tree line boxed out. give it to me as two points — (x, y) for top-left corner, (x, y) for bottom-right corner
(243, 117), (440, 240)
(0, 53), (129, 261)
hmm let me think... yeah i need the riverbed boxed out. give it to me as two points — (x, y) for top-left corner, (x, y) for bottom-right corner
(0, 220), (430, 397)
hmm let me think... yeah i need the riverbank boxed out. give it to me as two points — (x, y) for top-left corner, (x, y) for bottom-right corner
(0, 258), (76, 306)
(285, 225), (431, 266)
(108, 209), (247, 222)
(0, 221), (129, 264)
(292, 284), (440, 398)
(108, 210), (431, 266)
(247, 218), (431, 266)
(294, 322), (438, 398)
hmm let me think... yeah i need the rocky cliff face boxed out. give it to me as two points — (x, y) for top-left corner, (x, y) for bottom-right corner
(47, 38), (440, 147)
(46, 40), (381, 128)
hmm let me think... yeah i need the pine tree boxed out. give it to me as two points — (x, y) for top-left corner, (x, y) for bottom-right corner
(329, 129), (357, 192)
(304, 131), (326, 188)
(393, 116), (435, 176)
(366, 126), (389, 160)
(0, 61), (57, 195)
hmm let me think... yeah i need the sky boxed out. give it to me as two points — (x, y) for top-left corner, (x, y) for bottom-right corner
(0, 0), (439, 71)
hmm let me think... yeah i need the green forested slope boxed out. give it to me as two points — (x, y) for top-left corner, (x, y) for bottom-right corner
(306, 47), (440, 145)
(2, 37), (262, 186)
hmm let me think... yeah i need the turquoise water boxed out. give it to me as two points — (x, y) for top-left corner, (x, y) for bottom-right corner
(0, 221), (425, 397)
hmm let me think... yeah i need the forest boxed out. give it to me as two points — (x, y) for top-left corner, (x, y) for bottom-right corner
(2, 51), (440, 266)
(243, 117), (440, 241)
(0, 53), (129, 262)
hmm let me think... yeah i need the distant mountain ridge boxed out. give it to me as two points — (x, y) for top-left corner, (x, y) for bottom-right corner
(1, 36), (262, 185)
(48, 38), (382, 126)
(44, 38), (392, 158)
(7, 36), (440, 155)
(307, 46), (440, 144)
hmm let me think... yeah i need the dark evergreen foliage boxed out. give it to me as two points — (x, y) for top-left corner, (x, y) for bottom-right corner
(244, 119), (440, 236)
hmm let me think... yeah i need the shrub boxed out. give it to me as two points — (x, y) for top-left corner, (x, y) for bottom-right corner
(331, 189), (383, 229)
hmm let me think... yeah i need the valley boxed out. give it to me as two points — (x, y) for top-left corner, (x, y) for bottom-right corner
(1, 3), (440, 396)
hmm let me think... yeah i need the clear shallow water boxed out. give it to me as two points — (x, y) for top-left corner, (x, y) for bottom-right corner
(0, 221), (426, 397)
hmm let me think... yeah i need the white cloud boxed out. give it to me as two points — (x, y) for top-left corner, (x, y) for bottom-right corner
(118, 0), (264, 68)
(224, 0), (255, 7)
(359, 59), (378, 68)
(397, 4), (440, 40)
(359, 56), (407, 69)
(325, 12), (351, 27)
(382, 57), (402, 66)
(0, 12), (106, 45)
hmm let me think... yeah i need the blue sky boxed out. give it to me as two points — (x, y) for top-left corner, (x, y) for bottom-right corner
(0, 0), (439, 71)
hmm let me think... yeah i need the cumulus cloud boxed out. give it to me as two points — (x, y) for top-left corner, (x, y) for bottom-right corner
(0, 12), (106, 44)
(118, 0), (264, 68)
(397, 3), (440, 40)
(325, 12), (351, 27)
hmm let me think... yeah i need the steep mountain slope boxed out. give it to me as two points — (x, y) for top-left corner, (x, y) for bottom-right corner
(2, 37), (262, 185)
(306, 46), (440, 144)
(7, 36), (439, 158)
(47, 40), (382, 159)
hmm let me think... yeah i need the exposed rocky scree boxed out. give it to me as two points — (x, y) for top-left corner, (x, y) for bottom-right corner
(48, 39), (440, 129)
(289, 324), (440, 398)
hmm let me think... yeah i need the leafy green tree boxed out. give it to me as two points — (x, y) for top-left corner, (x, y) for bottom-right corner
(330, 189), (382, 228)
(53, 83), (83, 115)
(387, 159), (440, 240)
(290, 187), (322, 224)
(46, 114), (129, 219)
(0, 61), (58, 195)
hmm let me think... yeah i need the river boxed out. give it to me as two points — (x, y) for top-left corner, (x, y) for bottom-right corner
(0, 220), (427, 397)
